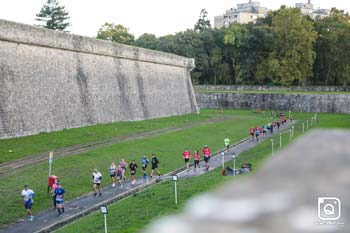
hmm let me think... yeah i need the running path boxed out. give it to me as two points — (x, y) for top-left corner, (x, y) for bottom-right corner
(0, 121), (296, 233)
(0, 115), (233, 176)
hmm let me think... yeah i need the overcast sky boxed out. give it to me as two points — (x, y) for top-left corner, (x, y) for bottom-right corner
(0, 0), (349, 38)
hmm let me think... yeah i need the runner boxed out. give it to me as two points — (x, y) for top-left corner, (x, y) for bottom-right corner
(21, 185), (35, 222)
(276, 121), (281, 132)
(262, 124), (268, 137)
(150, 154), (161, 179)
(109, 162), (117, 187)
(224, 136), (230, 151)
(255, 127), (260, 142)
(193, 149), (200, 171)
(54, 182), (65, 216)
(182, 148), (191, 171)
(129, 160), (138, 185)
(120, 159), (128, 181)
(249, 127), (255, 141)
(47, 175), (58, 195)
(202, 145), (211, 171)
(51, 179), (59, 209)
(116, 165), (124, 188)
(92, 169), (102, 197)
(141, 155), (149, 181)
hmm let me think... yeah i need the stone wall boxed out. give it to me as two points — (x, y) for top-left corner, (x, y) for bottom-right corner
(195, 88), (350, 113)
(195, 85), (350, 92)
(0, 19), (198, 139)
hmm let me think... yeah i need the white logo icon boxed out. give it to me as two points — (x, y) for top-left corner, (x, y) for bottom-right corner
(318, 197), (341, 221)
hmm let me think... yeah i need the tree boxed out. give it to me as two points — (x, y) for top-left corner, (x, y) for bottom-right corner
(194, 9), (211, 32)
(35, 0), (70, 31)
(266, 7), (317, 85)
(97, 23), (135, 45)
(135, 33), (159, 50)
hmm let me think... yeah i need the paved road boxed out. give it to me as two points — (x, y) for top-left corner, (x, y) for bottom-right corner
(0, 121), (295, 233)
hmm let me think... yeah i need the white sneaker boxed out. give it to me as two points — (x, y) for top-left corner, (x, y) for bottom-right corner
(112, 183), (115, 187)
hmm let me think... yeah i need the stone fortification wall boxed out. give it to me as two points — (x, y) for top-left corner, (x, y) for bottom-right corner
(195, 86), (350, 113)
(0, 19), (198, 139)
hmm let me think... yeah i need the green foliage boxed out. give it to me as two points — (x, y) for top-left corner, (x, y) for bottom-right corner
(35, 0), (70, 31)
(97, 23), (135, 45)
(134, 33), (159, 50)
(194, 9), (212, 32)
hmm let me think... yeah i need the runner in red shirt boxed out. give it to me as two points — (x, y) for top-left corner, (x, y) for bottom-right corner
(47, 175), (58, 195)
(249, 127), (255, 141)
(193, 149), (200, 171)
(182, 148), (191, 172)
(202, 145), (211, 171)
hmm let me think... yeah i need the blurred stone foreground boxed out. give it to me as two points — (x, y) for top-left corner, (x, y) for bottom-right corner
(144, 130), (350, 233)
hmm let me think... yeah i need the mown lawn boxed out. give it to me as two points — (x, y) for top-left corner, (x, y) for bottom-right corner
(195, 89), (350, 95)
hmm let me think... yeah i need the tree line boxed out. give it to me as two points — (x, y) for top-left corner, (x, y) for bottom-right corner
(36, 1), (350, 86)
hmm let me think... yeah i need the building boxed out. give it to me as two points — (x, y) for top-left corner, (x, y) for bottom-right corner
(214, 0), (269, 28)
(295, 0), (330, 19)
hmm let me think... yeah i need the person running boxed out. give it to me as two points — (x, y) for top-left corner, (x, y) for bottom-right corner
(150, 154), (161, 179)
(51, 179), (59, 209)
(262, 124), (268, 137)
(255, 127), (260, 142)
(21, 185), (35, 222)
(120, 159), (128, 181)
(129, 160), (138, 185)
(54, 182), (65, 216)
(92, 169), (102, 197)
(276, 121), (281, 132)
(249, 127), (255, 141)
(224, 136), (231, 151)
(193, 149), (200, 171)
(116, 165), (124, 188)
(182, 148), (191, 171)
(109, 162), (117, 187)
(202, 145), (211, 171)
(47, 175), (58, 195)
(141, 155), (149, 181)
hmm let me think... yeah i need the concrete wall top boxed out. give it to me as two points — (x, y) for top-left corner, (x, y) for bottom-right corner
(195, 85), (350, 92)
(0, 19), (195, 69)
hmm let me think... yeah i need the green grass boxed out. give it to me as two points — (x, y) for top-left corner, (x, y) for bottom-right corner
(55, 111), (325, 233)
(0, 113), (215, 163)
(0, 110), (348, 228)
(195, 90), (350, 95)
(0, 110), (269, 227)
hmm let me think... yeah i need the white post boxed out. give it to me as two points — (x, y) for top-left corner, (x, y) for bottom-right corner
(104, 214), (107, 233)
(233, 158), (236, 176)
(271, 139), (274, 155)
(314, 113), (317, 123)
(279, 132), (282, 148)
(307, 120), (309, 129)
(221, 152), (225, 169)
(174, 181), (178, 205)
(48, 151), (53, 177)
(311, 117), (313, 126)
(289, 128), (292, 141)
(302, 123), (305, 133)
(288, 110), (291, 119)
(292, 126), (294, 138)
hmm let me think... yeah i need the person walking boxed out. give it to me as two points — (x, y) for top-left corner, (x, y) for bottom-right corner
(224, 136), (230, 151)
(54, 182), (65, 216)
(141, 155), (149, 181)
(120, 159), (128, 181)
(129, 160), (138, 185)
(109, 162), (117, 187)
(92, 169), (102, 197)
(116, 165), (124, 188)
(182, 148), (191, 171)
(193, 149), (200, 171)
(202, 145), (211, 171)
(21, 185), (35, 222)
(150, 154), (161, 179)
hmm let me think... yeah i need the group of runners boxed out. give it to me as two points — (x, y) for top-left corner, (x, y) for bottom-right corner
(182, 145), (212, 172)
(249, 113), (289, 142)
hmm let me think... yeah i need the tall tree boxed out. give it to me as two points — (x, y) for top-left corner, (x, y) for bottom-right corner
(35, 0), (70, 31)
(266, 6), (317, 85)
(135, 33), (159, 50)
(194, 9), (211, 32)
(97, 23), (135, 45)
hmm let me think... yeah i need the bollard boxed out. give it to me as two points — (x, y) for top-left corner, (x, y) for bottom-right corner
(302, 123), (305, 133)
(271, 139), (274, 155)
(279, 132), (282, 148)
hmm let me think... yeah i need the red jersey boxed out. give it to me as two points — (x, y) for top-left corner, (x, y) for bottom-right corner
(202, 148), (211, 157)
(250, 128), (254, 134)
(48, 175), (57, 187)
(194, 151), (200, 160)
(182, 150), (191, 159)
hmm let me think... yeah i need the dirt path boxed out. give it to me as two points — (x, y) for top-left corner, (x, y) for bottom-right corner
(0, 115), (233, 176)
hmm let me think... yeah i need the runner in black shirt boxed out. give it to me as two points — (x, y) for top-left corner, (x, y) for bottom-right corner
(129, 160), (138, 185)
(150, 154), (161, 179)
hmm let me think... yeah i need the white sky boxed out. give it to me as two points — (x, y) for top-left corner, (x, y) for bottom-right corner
(0, 0), (349, 38)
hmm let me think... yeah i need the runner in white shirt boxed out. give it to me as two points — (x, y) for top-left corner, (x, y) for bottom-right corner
(21, 185), (35, 222)
(92, 169), (102, 197)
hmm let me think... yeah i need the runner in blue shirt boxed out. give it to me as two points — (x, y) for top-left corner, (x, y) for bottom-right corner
(55, 182), (65, 216)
